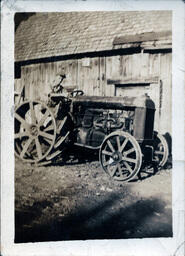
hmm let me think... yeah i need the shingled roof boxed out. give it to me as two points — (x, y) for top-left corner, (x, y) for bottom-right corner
(15, 11), (172, 62)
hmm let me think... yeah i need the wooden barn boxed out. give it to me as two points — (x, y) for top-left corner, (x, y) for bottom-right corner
(14, 11), (172, 135)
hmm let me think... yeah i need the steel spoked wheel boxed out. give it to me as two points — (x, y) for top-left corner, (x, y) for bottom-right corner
(100, 131), (142, 182)
(14, 101), (56, 163)
(153, 132), (169, 167)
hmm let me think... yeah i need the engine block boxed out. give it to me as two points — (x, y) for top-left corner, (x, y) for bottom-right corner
(75, 108), (134, 148)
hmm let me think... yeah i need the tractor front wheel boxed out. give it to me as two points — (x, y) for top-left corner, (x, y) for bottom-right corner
(99, 131), (142, 182)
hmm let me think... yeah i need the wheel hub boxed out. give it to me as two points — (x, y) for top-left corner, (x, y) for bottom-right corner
(30, 125), (39, 136)
(112, 151), (122, 162)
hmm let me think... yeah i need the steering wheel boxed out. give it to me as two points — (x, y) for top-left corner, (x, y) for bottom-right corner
(94, 117), (123, 130)
(71, 90), (84, 97)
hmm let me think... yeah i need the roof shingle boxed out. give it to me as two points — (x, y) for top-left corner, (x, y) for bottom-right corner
(15, 11), (172, 62)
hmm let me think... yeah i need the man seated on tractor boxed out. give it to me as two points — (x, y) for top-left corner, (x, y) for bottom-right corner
(50, 70), (68, 97)
(47, 68), (70, 117)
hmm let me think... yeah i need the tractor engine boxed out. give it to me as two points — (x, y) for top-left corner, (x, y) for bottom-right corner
(75, 108), (133, 148)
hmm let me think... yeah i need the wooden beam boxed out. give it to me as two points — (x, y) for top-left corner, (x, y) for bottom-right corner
(107, 76), (159, 85)
(142, 45), (172, 50)
(113, 31), (172, 45)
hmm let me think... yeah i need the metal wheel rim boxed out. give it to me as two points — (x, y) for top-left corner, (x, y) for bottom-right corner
(153, 133), (169, 167)
(99, 131), (142, 182)
(14, 100), (56, 163)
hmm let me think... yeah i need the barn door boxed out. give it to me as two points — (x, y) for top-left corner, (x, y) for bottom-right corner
(115, 82), (160, 131)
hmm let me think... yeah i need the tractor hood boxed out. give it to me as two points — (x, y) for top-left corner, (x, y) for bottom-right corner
(72, 94), (155, 110)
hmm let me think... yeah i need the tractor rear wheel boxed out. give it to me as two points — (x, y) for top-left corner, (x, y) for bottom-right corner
(14, 101), (57, 163)
(153, 132), (169, 167)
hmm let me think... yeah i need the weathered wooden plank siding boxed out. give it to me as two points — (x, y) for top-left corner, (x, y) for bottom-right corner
(159, 53), (172, 134)
(140, 53), (149, 78)
(99, 57), (106, 96)
(15, 52), (172, 133)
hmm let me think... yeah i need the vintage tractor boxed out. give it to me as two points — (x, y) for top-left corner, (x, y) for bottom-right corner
(14, 87), (169, 182)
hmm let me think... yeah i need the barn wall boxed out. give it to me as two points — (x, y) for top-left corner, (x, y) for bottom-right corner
(14, 52), (172, 134)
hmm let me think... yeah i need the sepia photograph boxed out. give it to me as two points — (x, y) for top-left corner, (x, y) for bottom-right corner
(1, 1), (185, 255)
(0, 0), (185, 256)
(14, 11), (173, 243)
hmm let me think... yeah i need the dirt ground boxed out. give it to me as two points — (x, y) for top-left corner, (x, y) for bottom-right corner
(15, 149), (172, 243)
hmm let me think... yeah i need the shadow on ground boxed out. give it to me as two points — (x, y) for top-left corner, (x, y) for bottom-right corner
(15, 192), (172, 243)
(44, 145), (172, 181)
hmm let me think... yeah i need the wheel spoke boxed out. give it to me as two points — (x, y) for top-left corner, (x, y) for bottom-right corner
(103, 158), (114, 167)
(20, 138), (33, 158)
(57, 116), (67, 133)
(15, 131), (29, 139)
(29, 101), (36, 124)
(35, 137), (42, 159)
(124, 147), (135, 155)
(42, 137), (54, 145)
(122, 156), (137, 164)
(154, 150), (164, 155)
(102, 150), (113, 156)
(103, 161), (110, 167)
(44, 124), (54, 132)
(120, 137), (129, 152)
(15, 143), (22, 154)
(117, 163), (123, 177)
(109, 164), (118, 177)
(116, 136), (121, 151)
(15, 113), (30, 130)
(38, 109), (50, 127)
(39, 131), (54, 141)
(123, 161), (133, 174)
(107, 140), (115, 152)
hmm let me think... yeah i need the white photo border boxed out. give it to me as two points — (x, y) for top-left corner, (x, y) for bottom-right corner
(1, 0), (184, 255)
